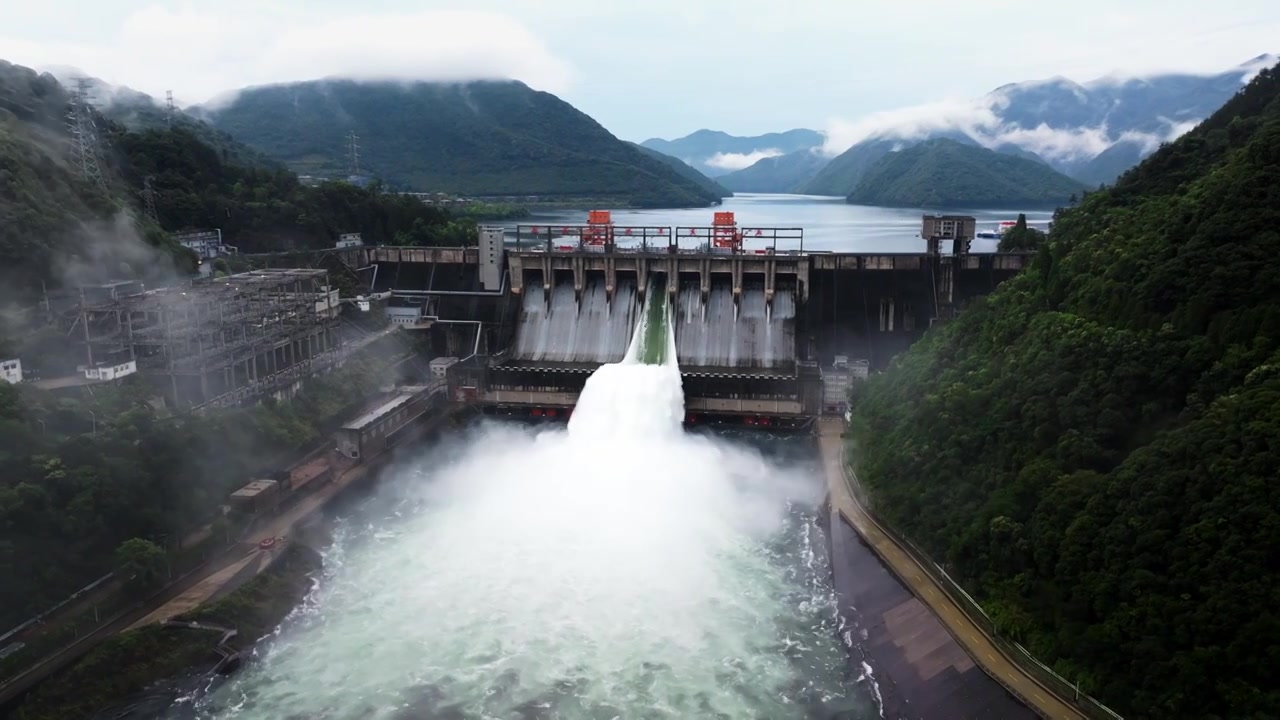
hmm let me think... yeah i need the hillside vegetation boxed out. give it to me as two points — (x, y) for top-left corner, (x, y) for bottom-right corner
(630, 142), (730, 199)
(848, 63), (1280, 717)
(0, 60), (471, 294)
(845, 138), (1087, 207)
(205, 79), (720, 207)
(717, 149), (830, 193)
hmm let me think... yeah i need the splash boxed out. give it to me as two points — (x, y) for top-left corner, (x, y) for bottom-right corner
(183, 292), (873, 719)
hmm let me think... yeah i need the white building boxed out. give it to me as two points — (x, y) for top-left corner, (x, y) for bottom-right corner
(1, 358), (22, 384)
(83, 360), (137, 382)
(336, 232), (364, 249)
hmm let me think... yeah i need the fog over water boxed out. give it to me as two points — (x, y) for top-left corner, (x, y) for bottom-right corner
(173, 307), (878, 719)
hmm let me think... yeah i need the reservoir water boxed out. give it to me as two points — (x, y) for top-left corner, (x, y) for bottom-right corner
(509, 193), (1056, 253)
(174, 303), (879, 719)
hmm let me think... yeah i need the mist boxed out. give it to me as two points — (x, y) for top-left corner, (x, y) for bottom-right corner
(175, 349), (858, 719)
(54, 211), (193, 290)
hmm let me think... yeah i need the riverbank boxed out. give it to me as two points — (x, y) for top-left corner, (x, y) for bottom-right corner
(818, 418), (1081, 720)
(8, 542), (321, 720)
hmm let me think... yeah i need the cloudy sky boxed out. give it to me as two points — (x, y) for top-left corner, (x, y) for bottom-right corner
(3, 0), (1277, 144)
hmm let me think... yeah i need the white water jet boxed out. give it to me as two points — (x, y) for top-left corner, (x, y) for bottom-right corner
(183, 298), (871, 719)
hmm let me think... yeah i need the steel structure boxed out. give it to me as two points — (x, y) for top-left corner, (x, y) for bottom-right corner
(74, 269), (342, 408)
(66, 78), (106, 191)
(515, 211), (804, 254)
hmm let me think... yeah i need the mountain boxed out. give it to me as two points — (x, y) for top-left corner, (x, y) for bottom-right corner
(630, 142), (730, 199)
(40, 68), (275, 169)
(716, 149), (830, 193)
(847, 61), (1280, 717)
(639, 128), (824, 177)
(0, 60), (190, 291)
(810, 55), (1274, 195)
(202, 79), (719, 208)
(845, 138), (1086, 208)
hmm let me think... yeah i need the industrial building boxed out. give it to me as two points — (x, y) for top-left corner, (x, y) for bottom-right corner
(72, 269), (343, 408)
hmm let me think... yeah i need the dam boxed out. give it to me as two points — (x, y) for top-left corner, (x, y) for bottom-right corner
(311, 211), (1032, 425)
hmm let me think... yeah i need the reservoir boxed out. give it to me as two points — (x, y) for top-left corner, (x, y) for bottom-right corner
(512, 193), (1055, 253)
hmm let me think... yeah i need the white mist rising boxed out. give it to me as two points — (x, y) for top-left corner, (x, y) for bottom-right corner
(185, 307), (867, 718)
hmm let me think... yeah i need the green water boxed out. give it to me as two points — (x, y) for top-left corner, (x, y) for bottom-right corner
(633, 288), (671, 365)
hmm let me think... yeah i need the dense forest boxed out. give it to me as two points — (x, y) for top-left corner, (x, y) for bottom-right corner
(848, 64), (1280, 717)
(845, 138), (1086, 208)
(203, 78), (722, 207)
(629, 142), (731, 199)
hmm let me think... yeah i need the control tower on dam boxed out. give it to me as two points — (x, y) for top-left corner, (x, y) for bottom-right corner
(321, 212), (1034, 424)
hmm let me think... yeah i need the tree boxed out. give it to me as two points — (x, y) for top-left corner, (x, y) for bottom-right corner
(113, 538), (166, 598)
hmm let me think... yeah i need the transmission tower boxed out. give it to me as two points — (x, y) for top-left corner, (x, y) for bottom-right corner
(141, 175), (159, 223)
(66, 78), (107, 191)
(347, 130), (361, 177)
(165, 90), (176, 129)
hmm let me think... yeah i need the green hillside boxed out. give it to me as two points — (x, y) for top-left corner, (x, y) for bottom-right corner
(847, 62), (1280, 717)
(846, 138), (1087, 207)
(205, 79), (720, 208)
(717, 149), (830, 193)
(630, 142), (730, 199)
(797, 138), (897, 195)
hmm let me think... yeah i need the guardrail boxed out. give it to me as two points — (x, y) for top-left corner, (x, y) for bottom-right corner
(841, 458), (1123, 720)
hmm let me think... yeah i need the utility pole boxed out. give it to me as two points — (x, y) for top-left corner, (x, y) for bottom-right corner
(66, 77), (107, 191)
(347, 130), (361, 177)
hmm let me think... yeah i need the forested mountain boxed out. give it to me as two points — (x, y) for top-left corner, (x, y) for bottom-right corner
(0, 59), (470, 294)
(203, 79), (720, 208)
(0, 60), (190, 292)
(717, 149), (830, 193)
(845, 139), (1086, 208)
(803, 55), (1270, 196)
(630, 142), (730, 199)
(848, 62), (1280, 717)
(639, 128), (823, 178)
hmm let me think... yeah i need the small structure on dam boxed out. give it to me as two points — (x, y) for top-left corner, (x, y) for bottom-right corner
(312, 213), (1034, 424)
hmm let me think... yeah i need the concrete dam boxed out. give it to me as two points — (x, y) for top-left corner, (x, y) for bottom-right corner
(308, 212), (1033, 425)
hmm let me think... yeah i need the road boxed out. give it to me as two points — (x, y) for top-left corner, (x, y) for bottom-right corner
(817, 418), (1086, 720)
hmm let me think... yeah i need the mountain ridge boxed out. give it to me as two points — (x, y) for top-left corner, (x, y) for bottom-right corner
(845, 138), (1087, 208)
(200, 78), (720, 208)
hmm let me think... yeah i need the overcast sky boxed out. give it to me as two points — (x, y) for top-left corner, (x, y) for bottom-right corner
(3, 0), (1277, 144)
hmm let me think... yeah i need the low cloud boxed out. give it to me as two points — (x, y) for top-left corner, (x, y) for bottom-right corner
(821, 86), (1211, 164)
(704, 149), (784, 171)
(2, 6), (573, 106)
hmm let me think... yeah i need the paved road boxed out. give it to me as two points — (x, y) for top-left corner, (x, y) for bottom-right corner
(817, 418), (1086, 720)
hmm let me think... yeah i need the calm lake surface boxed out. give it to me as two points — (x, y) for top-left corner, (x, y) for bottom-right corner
(506, 193), (1056, 254)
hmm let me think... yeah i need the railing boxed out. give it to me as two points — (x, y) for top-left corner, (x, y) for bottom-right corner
(841, 458), (1123, 720)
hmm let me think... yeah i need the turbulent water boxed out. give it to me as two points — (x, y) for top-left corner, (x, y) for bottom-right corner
(173, 300), (876, 719)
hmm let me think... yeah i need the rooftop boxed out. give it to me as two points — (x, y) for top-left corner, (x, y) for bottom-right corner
(83, 269), (329, 312)
(230, 479), (278, 500)
(342, 393), (415, 431)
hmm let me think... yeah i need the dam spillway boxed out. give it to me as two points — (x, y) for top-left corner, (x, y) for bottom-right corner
(512, 277), (639, 363)
(511, 276), (797, 369)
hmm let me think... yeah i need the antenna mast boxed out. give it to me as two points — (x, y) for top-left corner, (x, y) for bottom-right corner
(165, 90), (176, 129)
(66, 77), (107, 191)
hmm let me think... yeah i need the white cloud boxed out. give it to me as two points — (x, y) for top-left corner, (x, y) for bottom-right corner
(0, 6), (573, 106)
(819, 98), (1001, 155)
(704, 149), (784, 171)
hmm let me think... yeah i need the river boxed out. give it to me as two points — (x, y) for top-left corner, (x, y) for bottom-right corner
(507, 193), (1055, 253)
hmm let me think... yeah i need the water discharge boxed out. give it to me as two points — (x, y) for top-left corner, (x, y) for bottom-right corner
(178, 294), (874, 719)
